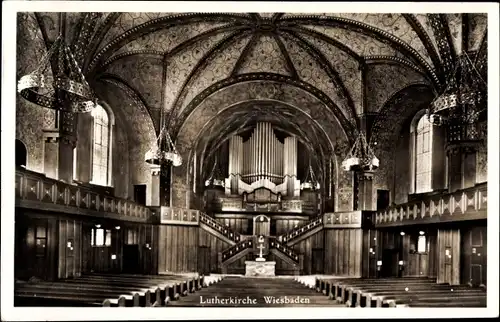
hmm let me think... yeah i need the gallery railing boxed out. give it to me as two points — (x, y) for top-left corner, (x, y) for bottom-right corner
(15, 168), (151, 222)
(375, 183), (487, 226)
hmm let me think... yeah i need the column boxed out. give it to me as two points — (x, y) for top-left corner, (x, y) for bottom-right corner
(356, 171), (375, 211)
(146, 164), (161, 207)
(43, 110), (76, 183)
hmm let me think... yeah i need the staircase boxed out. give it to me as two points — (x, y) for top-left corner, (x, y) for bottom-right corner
(278, 215), (323, 246)
(269, 238), (300, 266)
(199, 212), (242, 245)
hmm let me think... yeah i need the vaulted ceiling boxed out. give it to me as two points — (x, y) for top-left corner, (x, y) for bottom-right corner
(17, 12), (488, 175)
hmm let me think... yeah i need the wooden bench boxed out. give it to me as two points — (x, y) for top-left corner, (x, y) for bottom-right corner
(15, 274), (207, 307)
(312, 277), (486, 308)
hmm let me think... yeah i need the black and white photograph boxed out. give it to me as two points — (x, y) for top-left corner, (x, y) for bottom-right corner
(1, 1), (498, 320)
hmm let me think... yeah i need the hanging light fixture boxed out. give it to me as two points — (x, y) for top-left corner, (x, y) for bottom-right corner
(145, 126), (182, 167)
(17, 34), (96, 113)
(204, 156), (225, 189)
(145, 59), (182, 168)
(300, 164), (320, 190)
(341, 132), (379, 172)
(426, 51), (487, 128)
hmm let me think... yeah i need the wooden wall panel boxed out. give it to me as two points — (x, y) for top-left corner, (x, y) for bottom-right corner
(362, 229), (378, 278)
(377, 228), (434, 278)
(58, 219), (83, 279)
(198, 227), (231, 273)
(276, 219), (308, 236)
(292, 230), (324, 275)
(216, 218), (252, 235)
(427, 231), (437, 278)
(160, 225), (199, 273)
(437, 228), (461, 285)
(324, 229), (362, 276)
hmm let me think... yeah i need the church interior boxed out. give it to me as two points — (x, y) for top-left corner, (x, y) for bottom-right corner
(12, 11), (489, 308)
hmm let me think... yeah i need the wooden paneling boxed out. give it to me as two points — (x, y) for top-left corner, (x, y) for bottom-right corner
(216, 218), (252, 235)
(159, 225), (199, 273)
(427, 231), (438, 278)
(292, 230), (324, 275)
(276, 218), (308, 236)
(437, 228), (461, 285)
(15, 211), (58, 281)
(377, 228), (435, 278)
(324, 229), (362, 276)
(461, 221), (487, 286)
(198, 228), (231, 273)
(362, 229), (378, 278)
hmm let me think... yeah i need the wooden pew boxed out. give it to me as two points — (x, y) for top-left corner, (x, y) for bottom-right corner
(15, 273), (215, 307)
(364, 286), (486, 307)
(16, 273), (203, 307)
(330, 278), (435, 305)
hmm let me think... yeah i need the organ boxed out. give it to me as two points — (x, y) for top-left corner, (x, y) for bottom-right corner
(225, 122), (300, 197)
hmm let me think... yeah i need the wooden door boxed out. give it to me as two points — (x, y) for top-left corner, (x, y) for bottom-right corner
(381, 249), (399, 277)
(123, 245), (140, 274)
(461, 225), (487, 286)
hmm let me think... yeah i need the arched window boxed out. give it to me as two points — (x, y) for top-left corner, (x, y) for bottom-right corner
(15, 139), (27, 168)
(414, 115), (433, 193)
(410, 112), (434, 194)
(91, 104), (111, 186)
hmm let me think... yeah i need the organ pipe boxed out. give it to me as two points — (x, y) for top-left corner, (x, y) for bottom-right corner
(225, 122), (299, 189)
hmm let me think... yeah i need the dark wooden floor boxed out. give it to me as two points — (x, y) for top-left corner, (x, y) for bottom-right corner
(168, 277), (344, 307)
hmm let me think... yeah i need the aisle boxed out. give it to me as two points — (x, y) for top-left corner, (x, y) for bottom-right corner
(168, 276), (343, 307)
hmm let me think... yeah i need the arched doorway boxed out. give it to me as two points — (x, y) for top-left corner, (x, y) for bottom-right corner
(15, 139), (27, 167)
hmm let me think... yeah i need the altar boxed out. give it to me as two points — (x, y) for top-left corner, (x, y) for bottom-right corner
(245, 260), (276, 277)
(244, 232), (276, 277)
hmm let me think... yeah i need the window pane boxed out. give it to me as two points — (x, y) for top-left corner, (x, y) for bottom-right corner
(95, 125), (102, 145)
(91, 228), (94, 246)
(414, 114), (433, 193)
(418, 236), (426, 253)
(105, 229), (112, 246)
(36, 225), (46, 238)
(423, 132), (429, 152)
(92, 104), (111, 186)
(102, 126), (108, 148)
(95, 228), (104, 246)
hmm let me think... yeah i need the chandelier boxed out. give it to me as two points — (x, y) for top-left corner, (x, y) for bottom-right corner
(426, 51), (486, 127)
(17, 34), (96, 113)
(145, 59), (182, 168)
(204, 156), (225, 188)
(145, 126), (182, 167)
(341, 132), (379, 172)
(300, 164), (320, 190)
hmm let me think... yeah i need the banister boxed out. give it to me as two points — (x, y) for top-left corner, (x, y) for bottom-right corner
(199, 212), (242, 243)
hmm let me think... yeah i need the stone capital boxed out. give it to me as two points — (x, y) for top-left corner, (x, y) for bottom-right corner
(149, 164), (162, 176)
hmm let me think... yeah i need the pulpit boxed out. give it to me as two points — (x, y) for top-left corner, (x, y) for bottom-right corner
(245, 235), (276, 277)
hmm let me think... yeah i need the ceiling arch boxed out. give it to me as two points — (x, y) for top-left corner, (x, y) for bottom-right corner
(171, 74), (356, 142)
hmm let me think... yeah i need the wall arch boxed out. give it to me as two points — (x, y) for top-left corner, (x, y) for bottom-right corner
(171, 80), (354, 211)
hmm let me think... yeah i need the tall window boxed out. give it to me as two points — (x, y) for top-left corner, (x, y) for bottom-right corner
(91, 105), (110, 186)
(414, 114), (433, 193)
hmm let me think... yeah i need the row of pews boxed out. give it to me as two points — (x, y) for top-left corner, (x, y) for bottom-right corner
(15, 273), (223, 307)
(306, 277), (487, 308)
